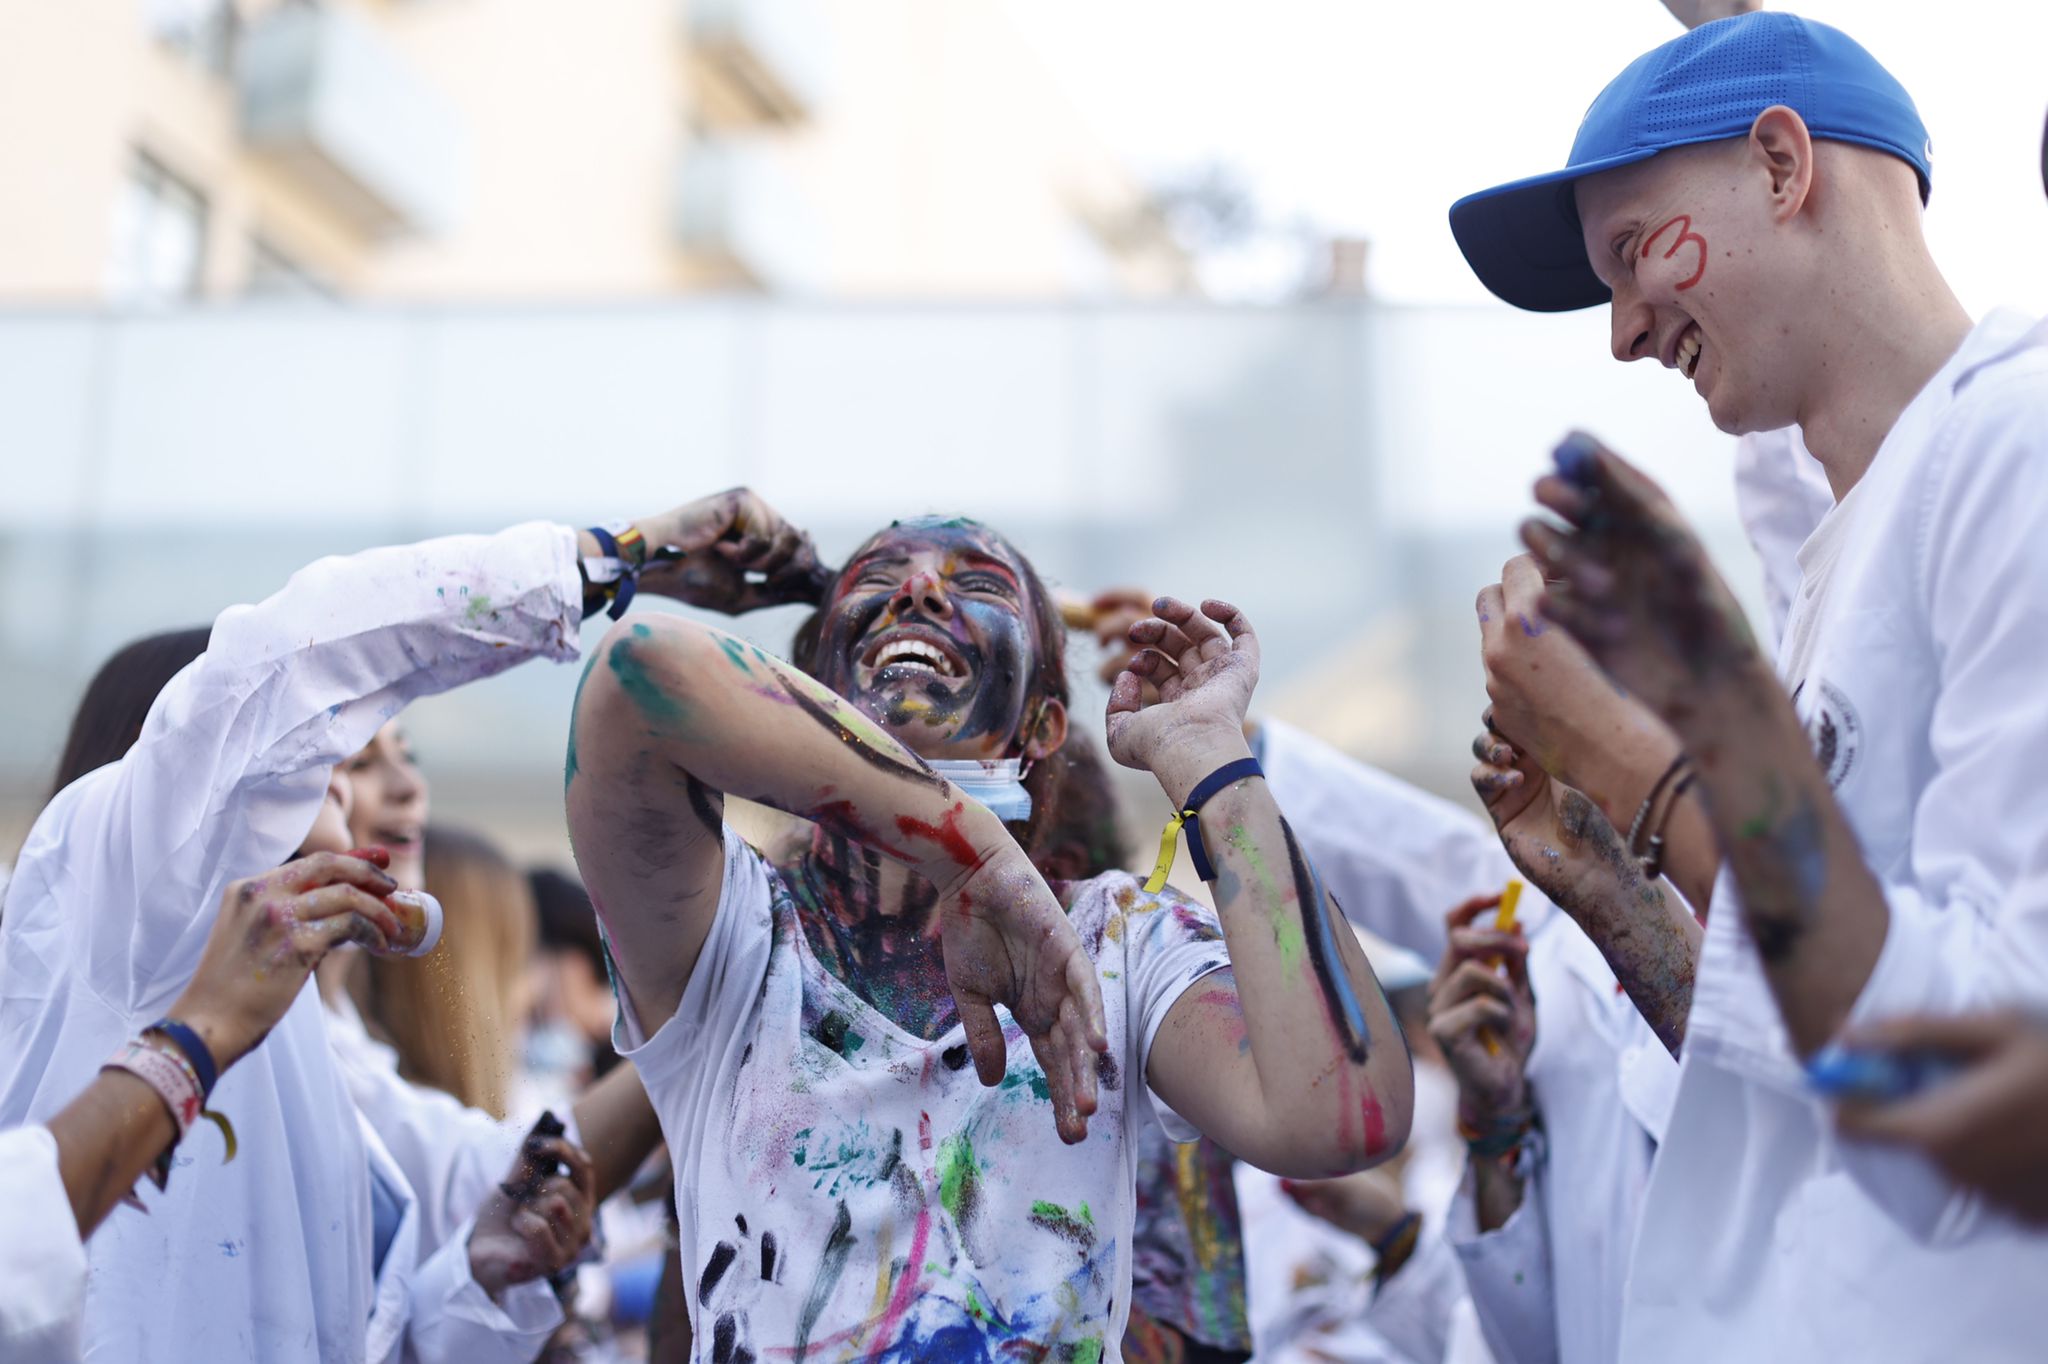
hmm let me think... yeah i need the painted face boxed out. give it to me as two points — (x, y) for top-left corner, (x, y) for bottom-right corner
(811, 519), (1044, 760)
(342, 721), (430, 890)
(1577, 147), (1790, 436)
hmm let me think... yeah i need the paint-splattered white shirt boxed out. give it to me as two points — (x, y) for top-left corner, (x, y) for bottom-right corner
(617, 829), (1231, 1363)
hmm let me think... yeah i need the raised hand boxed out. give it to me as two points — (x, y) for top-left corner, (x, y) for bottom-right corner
(171, 850), (405, 1070)
(634, 487), (830, 614)
(1520, 433), (1770, 730)
(1427, 893), (1536, 1120)
(937, 853), (1109, 1145)
(1105, 597), (1259, 798)
(468, 1133), (598, 1299)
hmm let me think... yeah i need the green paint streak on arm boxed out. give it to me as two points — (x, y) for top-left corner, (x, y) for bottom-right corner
(1736, 771), (1784, 841)
(607, 624), (691, 731)
(564, 652), (601, 791)
(1224, 821), (1304, 970)
(716, 634), (754, 673)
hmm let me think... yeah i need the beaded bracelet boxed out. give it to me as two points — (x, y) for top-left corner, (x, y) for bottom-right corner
(1458, 1107), (1537, 1162)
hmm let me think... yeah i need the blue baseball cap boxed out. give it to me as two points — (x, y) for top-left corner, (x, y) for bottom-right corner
(1450, 13), (1932, 313)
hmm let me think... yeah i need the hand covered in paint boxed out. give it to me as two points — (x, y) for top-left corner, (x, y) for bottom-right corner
(634, 487), (829, 614)
(1478, 554), (1680, 819)
(170, 850), (405, 1071)
(1659, 0), (1761, 30)
(468, 1133), (598, 1299)
(938, 852), (1110, 1144)
(1522, 434), (1769, 734)
(1469, 729), (1629, 937)
(1834, 1009), (2048, 1226)
(1281, 1167), (1410, 1244)
(1427, 893), (1536, 1120)
(1106, 598), (1260, 805)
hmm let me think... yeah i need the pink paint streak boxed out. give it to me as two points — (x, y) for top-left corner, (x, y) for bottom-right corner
(863, 1208), (931, 1361)
(896, 802), (981, 869)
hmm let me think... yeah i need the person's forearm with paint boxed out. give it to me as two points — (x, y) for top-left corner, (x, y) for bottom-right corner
(1523, 433), (1884, 1057)
(1111, 598), (1414, 1177)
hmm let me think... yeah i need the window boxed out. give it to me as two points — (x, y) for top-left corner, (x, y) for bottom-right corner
(246, 236), (335, 301)
(107, 153), (209, 304)
(146, 0), (240, 77)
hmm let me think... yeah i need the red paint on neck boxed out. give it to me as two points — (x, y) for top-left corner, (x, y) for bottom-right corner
(896, 801), (981, 869)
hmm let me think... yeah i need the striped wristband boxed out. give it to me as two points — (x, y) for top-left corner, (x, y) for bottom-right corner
(106, 1039), (203, 1138)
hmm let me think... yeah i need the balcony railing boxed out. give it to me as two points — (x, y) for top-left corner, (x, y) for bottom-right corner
(237, 5), (464, 236)
(674, 139), (823, 291)
(684, 0), (827, 127)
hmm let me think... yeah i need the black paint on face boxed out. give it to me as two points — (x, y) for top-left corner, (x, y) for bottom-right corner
(811, 519), (1042, 760)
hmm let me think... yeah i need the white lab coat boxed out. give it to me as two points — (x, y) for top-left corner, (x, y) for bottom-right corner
(1621, 310), (2048, 1361)
(0, 1125), (89, 1363)
(1257, 718), (1672, 1364)
(0, 523), (582, 1363)
(1732, 425), (1836, 645)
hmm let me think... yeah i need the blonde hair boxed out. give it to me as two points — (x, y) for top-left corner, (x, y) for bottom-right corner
(363, 825), (537, 1118)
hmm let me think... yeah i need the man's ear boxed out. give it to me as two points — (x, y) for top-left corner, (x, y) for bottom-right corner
(1749, 105), (1815, 222)
(1022, 697), (1068, 762)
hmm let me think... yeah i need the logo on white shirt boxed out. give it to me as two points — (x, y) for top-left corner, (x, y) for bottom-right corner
(1805, 680), (1863, 789)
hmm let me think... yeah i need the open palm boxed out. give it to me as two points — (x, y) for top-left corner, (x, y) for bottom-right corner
(1104, 597), (1259, 776)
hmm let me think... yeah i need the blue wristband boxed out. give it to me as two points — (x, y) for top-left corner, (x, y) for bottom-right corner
(586, 526), (641, 621)
(1181, 757), (1265, 882)
(149, 1018), (219, 1100)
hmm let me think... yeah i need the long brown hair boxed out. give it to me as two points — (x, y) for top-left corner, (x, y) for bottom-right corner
(362, 825), (537, 1118)
(48, 627), (211, 802)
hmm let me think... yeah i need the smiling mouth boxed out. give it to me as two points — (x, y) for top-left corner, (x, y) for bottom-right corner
(1677, 324), (1703, 380)
(374, 826), (423, 853)
(859, 628), (970, 683)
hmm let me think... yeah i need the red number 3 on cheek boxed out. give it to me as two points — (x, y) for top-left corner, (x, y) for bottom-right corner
(1642, 214), (1708, 292)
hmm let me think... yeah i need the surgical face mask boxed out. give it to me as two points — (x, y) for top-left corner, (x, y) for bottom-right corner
(929, 757), (1033, 824)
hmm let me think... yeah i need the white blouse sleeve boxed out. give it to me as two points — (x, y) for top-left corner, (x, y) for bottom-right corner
(1446, 1160), (1559, 1364)
(30, 522), (581, 1016)
(0, 1124), (88, 1364)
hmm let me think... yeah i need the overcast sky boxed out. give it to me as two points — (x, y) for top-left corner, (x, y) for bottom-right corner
(1003, 0), (2048, 310)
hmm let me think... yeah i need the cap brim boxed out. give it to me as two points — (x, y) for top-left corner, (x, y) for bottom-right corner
(1449, 149), (1660, 313)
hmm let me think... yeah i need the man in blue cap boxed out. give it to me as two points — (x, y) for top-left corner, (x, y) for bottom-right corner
(1450, 10), (2048, 1361)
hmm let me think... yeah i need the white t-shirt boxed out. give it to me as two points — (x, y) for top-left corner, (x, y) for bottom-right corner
(618, 830), (1232, 1363)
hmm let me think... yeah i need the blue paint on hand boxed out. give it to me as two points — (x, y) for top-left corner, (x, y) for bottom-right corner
(1552, 432), (1602, 487)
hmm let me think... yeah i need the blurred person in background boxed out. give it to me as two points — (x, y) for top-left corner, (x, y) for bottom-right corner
(361, 823), (539, 1120)
(2, 851), (404, 1363)
(0, 488), (749, 1362)
(529, 867), (627, 1111)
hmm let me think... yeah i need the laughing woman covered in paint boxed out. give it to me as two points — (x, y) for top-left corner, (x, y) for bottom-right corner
(566, 508), (1414, 1361)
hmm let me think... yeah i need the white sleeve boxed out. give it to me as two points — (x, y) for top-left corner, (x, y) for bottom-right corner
(401, 1217), (562, 1364)
(1126, 889), (1232, 1143)
(1841, 384), (2048, 1238)
(329, 1002), (526, 1259)
(0, 1125), (88, 1364)
(1258, 718), (1514, 965)
(1446, 1161), (1559, 1364)
(32, 522), (582, 1016)
(1733, 427), (1834, 649)
(1366, 1228), (1468, 1364)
